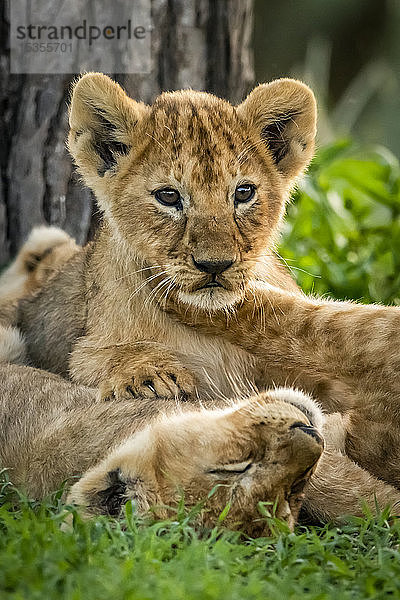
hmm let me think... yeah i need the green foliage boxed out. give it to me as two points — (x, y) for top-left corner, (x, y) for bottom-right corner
(280, 140), (400, 303)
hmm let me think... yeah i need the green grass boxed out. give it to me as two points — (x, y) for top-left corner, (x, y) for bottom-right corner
(2, 479), (400, 600)
(3, 140), (400, 598)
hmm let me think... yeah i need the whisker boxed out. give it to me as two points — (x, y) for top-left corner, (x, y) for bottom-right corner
(114, 264), (171, 282)
(146, 276), (173, 306)
(272, 249), (320, 279)
(127, 270), (170, 303)
(144, 276), (172, 305)
(157, 278), (176, 307)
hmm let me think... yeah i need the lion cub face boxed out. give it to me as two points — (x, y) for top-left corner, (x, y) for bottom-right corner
(68, 389), (324, 535)
(68, 73), (316, 310)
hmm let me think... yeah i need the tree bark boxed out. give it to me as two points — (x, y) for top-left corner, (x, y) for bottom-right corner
(0, 0), (254, 266)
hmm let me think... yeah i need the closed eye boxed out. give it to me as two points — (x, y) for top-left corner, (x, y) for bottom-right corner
(207, 460), (253, 476)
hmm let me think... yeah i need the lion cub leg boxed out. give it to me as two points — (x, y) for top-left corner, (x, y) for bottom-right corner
(303, 412), (400, 522)
(304, 450), (400, 522)
(342, 404), (400, 491)
(70, 340), (198, 402)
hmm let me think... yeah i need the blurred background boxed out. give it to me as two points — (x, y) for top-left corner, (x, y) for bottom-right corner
(255, 0), (400, 154)
(1, 0), (400, 303)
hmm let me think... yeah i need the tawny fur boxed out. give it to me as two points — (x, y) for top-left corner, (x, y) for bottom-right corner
(7, 73), (400, 522)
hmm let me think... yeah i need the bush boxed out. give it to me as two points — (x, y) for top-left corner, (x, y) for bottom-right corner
(280, 140), (400, 304)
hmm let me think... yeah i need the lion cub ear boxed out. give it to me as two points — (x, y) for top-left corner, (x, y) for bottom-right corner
(236, 79), (317, 182)
(67, 467), (151, 518)
(68, 72), (148, 182)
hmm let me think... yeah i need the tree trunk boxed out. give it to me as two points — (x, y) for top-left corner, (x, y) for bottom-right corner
(0, 0), (254, 266)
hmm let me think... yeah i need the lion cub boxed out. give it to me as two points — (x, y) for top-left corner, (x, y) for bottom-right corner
(16, 73), (309, 397)
(4, 230), (400, 525)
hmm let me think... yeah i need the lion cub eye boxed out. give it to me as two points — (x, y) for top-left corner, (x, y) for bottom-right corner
(153, 188), (183, 209)
(207, 460), (253, 476)
(234, 184), (256, 204)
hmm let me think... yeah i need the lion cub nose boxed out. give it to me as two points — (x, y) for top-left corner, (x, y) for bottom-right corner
(192, 257), (234, 274)
(290, 422), (324, 446)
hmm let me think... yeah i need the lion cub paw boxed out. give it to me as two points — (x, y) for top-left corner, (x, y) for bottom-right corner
(100, 357), (197, 402)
